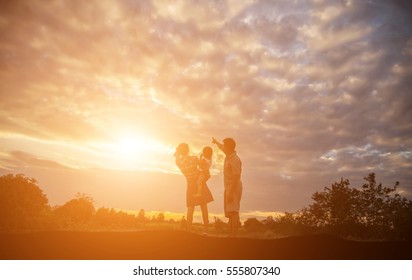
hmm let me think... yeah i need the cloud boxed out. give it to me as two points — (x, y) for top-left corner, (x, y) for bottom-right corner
(0, 0), (411, 211)
(2, 150), (72, 170)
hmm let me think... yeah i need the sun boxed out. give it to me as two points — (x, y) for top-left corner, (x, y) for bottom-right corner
(117, 136), (144, 155)
(91, 131), (174, 171)
(112, 133), (157, 159)
(88, 128), (174, 171)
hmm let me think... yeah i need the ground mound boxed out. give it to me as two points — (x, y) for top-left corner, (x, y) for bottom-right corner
(1, 230), (411, 259)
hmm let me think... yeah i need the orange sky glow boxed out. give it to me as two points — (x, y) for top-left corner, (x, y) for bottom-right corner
(1, 0), (411, 217)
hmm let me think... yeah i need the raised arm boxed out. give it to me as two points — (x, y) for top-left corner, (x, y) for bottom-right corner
(212, 137), (224, 151)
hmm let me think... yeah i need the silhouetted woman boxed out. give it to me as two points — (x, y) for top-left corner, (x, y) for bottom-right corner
(174, 143), (214, 232)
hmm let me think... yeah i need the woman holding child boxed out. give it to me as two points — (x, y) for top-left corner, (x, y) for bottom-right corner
(174, 143), (214, 232)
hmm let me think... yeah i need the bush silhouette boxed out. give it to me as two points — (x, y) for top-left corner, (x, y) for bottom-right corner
(213, 217), (226, 233)
(93, 207), (140, 229)
(244, 218), (264, 233)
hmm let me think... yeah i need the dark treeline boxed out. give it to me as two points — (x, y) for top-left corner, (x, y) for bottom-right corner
(244, 173), (412, 240)
(1, 173), (411, 240)
(0, 174), (177, 232)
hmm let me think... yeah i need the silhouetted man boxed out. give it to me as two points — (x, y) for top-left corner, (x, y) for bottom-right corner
(212, 137), (242, 237)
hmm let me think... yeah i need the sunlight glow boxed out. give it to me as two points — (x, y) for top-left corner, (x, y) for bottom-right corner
(90, 132), (175, 171)
(113, 135), (165, 156)
(116, 135), (149, 156)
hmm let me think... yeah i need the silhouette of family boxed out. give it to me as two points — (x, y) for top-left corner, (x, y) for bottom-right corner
(174, 137), (242, 237)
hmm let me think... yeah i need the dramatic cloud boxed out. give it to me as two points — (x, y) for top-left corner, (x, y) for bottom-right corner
(1, 0), (411, 213)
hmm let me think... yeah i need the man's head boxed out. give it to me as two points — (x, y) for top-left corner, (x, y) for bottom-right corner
(223, 138), (236, 155)
(175, 143), (189, 156)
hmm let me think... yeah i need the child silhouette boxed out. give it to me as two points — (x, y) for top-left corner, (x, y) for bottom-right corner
(194, 146), (213, 197)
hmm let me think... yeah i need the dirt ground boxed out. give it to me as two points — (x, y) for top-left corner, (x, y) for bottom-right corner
(1, 230), (411, 260)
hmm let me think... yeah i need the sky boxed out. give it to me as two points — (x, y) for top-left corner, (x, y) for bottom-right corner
(1, 0), (412, 217)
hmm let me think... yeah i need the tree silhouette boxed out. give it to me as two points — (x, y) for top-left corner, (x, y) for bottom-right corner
(359, 174), (400, 230)
(53, 193), (95, 229)
(298, 173), (412, 239)
(156, 212), (165, 223)
(302, 178), (362, 234)
(137, 208), (147, 223)
(0, 174), (49, 231)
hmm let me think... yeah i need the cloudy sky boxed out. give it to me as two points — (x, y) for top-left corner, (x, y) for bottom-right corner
(1, 0), (411, 216)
